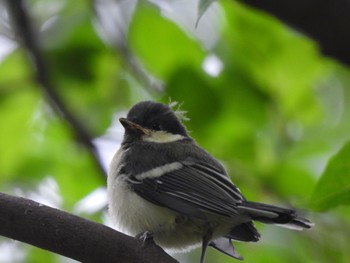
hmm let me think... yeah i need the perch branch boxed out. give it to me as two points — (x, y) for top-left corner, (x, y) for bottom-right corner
(0, 192), (178, 263)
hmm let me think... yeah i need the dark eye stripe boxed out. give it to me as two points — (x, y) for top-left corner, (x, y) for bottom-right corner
(151, 123), (162, 131)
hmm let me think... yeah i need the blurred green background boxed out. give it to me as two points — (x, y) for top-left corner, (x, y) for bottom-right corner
(1, 0), (350, 262)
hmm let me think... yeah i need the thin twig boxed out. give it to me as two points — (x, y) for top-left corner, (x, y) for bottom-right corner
(6, 0), (106, 178)
(119, 40), (164, 95)
(92, 0), (164, 96)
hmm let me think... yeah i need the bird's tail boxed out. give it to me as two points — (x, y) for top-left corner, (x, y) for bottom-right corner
(238, 201), (313, 230)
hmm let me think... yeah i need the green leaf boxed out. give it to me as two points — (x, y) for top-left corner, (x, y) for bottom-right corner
(220, 1), (330, 124)
(26, 246), (56, 263)
(0, 51), (31, 85)
(0, 51), (39, 181)
(310, 141), (350, 211)
(128, 3), (205, 79)
(16, 110), (104, 210)
(0, 90), (39, 180)
(163, 66), (222, 136)
(46, 16), (121, 136)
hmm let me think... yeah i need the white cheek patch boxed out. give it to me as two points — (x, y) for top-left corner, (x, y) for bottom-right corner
(135, 162), (183, 180)
(143, 131), (184, 143)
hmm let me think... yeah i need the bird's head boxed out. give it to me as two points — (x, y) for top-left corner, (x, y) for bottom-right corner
(120, 101), (189, 144)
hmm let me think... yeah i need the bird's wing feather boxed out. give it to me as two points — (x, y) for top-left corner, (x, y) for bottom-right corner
(128, 160), (244, 219)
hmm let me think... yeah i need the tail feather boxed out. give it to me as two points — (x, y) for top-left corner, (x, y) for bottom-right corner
(238, 201), (313, 230)
(227, 222), (261, 242)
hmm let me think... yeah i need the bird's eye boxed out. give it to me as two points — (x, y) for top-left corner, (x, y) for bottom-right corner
(151, 123), (162, 131)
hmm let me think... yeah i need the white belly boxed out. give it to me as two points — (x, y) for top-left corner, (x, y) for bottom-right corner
(108, 173), (177, 236)
(107, 148), (234, 252)
(107, 148), (178, 238)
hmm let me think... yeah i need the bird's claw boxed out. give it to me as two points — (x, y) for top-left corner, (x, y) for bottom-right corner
(136, 231), (155, 246)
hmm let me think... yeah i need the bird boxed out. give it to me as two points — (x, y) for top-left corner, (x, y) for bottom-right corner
(107, 100), (313, 263)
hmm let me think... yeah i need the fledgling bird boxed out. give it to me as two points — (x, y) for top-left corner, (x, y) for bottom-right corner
(108, 101), (313, 263)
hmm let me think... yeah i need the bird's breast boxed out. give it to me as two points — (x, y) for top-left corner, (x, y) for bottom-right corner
(107, 147), (177, 236)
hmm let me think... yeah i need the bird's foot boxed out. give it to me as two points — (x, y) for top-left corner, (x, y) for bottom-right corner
(136, 231), (155, 246)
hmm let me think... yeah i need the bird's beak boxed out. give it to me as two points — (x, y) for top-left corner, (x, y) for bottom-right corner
(119, 118), (150, 135)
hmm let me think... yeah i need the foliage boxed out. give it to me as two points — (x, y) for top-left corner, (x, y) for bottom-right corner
(311, 141), (350, 211)
(1, 0), (350, 262)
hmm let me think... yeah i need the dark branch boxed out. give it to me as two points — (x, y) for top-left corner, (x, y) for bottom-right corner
(240, 0), (350, 66)
(5, 0), (106, 177)
(0, 192), (178, 263)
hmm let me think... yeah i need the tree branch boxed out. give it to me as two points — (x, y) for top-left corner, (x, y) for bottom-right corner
(0, 192), (178, 263)
(5, 0), (106, 177)
(240, 0), (350, 66)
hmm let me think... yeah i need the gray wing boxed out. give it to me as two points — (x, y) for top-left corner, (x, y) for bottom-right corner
(127, 160), (245, 220)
